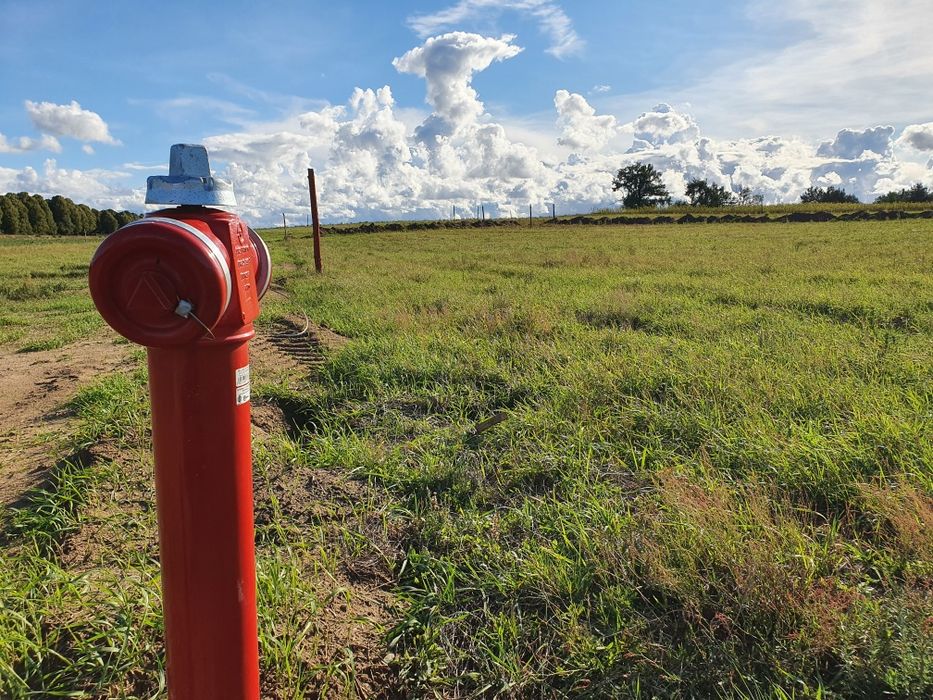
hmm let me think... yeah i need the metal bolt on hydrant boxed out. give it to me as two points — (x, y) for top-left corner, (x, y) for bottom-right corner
(89, 144), (271, 699)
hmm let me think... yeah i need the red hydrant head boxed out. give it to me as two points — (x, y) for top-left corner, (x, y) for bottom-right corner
(89, 145), (270, 347)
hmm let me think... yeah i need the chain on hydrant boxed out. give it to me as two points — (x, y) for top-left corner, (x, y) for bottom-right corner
(88, 144), (271, 700)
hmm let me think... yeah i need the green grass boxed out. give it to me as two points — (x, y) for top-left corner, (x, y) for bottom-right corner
(0, 237), (104, 350)
(1, 220), (931, 697)
(0, 369), (382, 698)
(0, 371), (164, 699)
(262, 220), (932, 697)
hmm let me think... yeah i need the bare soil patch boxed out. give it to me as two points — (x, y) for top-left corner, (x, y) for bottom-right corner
(0, 332), (133, 507)
(1, 314), (347, 509)
(254, 458), (398, 699)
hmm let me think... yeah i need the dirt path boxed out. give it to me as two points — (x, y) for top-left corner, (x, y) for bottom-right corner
(0, 317), (346, 508)
(0, 332), (134, 507)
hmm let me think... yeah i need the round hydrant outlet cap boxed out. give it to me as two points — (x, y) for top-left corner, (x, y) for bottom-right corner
(89, 217), (232, 347)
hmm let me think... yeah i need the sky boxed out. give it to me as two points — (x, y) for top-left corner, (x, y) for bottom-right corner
(1, 0), (932, 224)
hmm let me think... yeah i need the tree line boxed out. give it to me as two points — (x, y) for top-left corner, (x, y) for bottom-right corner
(612, 163), (933, 208)
(0, 192), (140, 236)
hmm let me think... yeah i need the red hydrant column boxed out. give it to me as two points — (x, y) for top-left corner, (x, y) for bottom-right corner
(149, 337), (259, 698)
(88, 146), (271, 700)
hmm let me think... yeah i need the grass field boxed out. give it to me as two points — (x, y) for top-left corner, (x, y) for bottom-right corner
(0, 237), (107, 351)
(1, 219), (931, 698)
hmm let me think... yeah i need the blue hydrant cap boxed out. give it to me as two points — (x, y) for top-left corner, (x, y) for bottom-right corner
(146, 144), (237, 207)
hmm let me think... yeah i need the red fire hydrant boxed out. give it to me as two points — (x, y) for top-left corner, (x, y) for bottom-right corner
(88, 144), (271, 699)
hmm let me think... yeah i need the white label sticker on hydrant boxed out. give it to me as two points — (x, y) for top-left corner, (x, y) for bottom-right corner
(235, 365), (250, 387)
(236, 385), (251, 405)
(235, 365), (251, 405)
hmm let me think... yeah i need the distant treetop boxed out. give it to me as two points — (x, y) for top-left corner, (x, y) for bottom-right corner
(875, 183), (933, 204)
(685, 178), (734, 207)
(0, 192), (139, 235)
(612, 163), (672, 209)
(800, 186), (859, 204)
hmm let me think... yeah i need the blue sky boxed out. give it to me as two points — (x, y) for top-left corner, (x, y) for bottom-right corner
(1, 0), (932, 223)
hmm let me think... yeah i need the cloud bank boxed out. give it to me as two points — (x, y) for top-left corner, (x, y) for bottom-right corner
(2, 33), (931, 222)
(0, 158), (142, 211)
(197, 33), (933, 224)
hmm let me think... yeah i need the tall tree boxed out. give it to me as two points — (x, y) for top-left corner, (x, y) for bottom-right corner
(97, 209), (119, 235)
(735, 186), (764, 206)
(685, 178), (734, 207)
(15, 193), (56, 234)
(0, 193), (32, 234)
(612, 163), (671, 209)
(116, 210), (139, 228)
(49, 195), (78, 235)
(75, 204), (98, 234)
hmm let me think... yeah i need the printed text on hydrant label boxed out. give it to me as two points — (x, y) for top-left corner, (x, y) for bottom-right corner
(235, 365), (251, 405)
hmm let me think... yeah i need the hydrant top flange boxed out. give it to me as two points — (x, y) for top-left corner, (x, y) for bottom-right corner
(146, 144), (236, 207)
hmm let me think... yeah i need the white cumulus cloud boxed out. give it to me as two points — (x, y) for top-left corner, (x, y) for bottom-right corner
(25, 100), (120, 145)
(630, 104), (701, 149)
(393, 32), (522, 139)
(554, 90), (618, 151)
(0, 132), (61, 154)
(817, 126), (894, 159)
(407, 0), (582, 58)
(898, 122), (933, 151)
